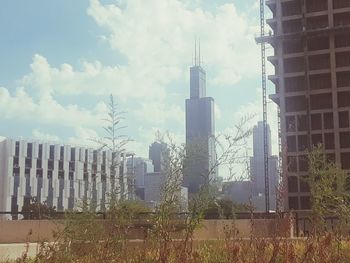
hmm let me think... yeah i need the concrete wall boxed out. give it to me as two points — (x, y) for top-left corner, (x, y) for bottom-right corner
(0, 218), (294, 244)
(0, 220), (63, 243)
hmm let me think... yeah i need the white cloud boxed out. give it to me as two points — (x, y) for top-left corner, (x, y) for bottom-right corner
(87, 0), (260, 89)
(32, 129), (60, 142)
(68, 127), (101, 147)
(231, 90), (279, 156)
(21, 54), (169, 102)
(0, 0), (263, 159)
(134, 102), (184, 125)
(214, 103), (222, 120)
(0, 85), (105, 128)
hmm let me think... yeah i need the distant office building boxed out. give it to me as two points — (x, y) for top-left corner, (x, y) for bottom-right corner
(144, 142), (188, 209)
(184, 45), (217, 194)
(149, 142), (168, 173)
(250, 122), (279, 211)
(127, 157), (154, 200)
(0, 138), (130, 219)
(144, 172), (165, 205)
(222, 180), (251, 205)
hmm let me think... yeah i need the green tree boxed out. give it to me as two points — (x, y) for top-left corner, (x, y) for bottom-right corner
(21, 197), (56, 220)
(307, 145), (350, 234)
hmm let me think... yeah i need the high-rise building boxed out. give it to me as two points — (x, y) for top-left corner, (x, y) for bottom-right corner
(250, 122), (279, 211)
(126, 157), (154, 200)
(0, 138), (130, 219)
(149, 142), (168, 173)
(184, 45), (217, 194)
(260, 0), (350, 210)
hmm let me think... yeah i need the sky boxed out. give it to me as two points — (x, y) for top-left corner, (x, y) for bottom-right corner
(0, 0), (277, 179)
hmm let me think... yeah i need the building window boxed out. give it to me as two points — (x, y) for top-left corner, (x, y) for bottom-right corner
(37, 159), (42, 169)
(311, 114), (322, 130)
(25, 158), (32, 168)
(323, 113), (333, 129)
(69, 161), (75, 172)
(337, 73), (350, 88)
(335, 32), (350, 48)
(60, 146), (64, 160)
(285, 76), (305, 93)
(49, 145), (55, 159)
(300, 176), (310, 193)
(286, 96), (307, 112)
(38, 144), (43, 158)
(59, 160), (64, 171)
(287, 136), (297, 152)
(287, 156), (298, 172)
(300, 196), (311, 210)
(283, 39), (303, 54)
(309, 55), (330, 71)
(299, 156), (309, 172)
(306, 0), (328, 12)
(310, 93), (333, 110)
(324, 133), (335, 150)
(283, 19), (302, 34)
(289, 196), (299, 210)
(286, 116), (296, 132)
(297, 115), (307, 131)
(288, 176), (298, 193)
(312, 134), (323, 147)
(341, 153), (350, 169)
(282, 1), (301, 16)
(284, 57), (304, 73)
(340, 132), (350, 148)
(27, 143), (33, 158)
(334, 12), (350, 26)
(339, 111), (349, 128)
(338, 91), (350, 107)
(306, 15), (328, 30)
(298, 135), (308, 152)
(333, 0), (350, 9)
(309, 73), (331, 90)
(48, 160), (54, 170)
(15, 141), (20, 156)
(13, 156), (19, 167)
(308, 36), (329, 51)
(71, 148), (76, 161)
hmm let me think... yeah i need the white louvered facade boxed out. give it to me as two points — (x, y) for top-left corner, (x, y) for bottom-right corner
(0, 138), (129, 219)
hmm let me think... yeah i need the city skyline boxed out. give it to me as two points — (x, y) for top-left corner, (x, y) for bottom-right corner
(0, 0), (279, 180)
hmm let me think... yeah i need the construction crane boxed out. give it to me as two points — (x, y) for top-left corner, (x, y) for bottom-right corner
(258, 0), (270, 214)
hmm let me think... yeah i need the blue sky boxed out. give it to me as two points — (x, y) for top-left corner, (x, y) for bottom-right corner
(0, 0), (277, 178)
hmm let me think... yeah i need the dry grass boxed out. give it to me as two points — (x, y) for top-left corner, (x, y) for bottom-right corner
(5, 232), (350, 263)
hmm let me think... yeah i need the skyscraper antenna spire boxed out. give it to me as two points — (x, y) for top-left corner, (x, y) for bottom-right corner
(194, 38), (197, 66)
(199, 38), (201, 66)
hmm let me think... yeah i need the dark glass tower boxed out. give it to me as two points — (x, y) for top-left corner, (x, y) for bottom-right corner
(184, 50), (217, 194)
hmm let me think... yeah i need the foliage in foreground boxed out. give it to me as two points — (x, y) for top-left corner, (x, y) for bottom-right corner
(9, 232), (350, 263)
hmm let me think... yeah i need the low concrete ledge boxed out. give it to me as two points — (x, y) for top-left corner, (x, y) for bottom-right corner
(0, 218), (294, 244)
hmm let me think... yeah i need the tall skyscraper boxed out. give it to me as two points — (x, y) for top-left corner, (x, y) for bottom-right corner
(250, 122), (279, 211)
(260, 0), (350, 210)
(184, 43), (217, 194)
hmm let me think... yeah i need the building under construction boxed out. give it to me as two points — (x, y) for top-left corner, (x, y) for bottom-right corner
(258, 0), (350, 211)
